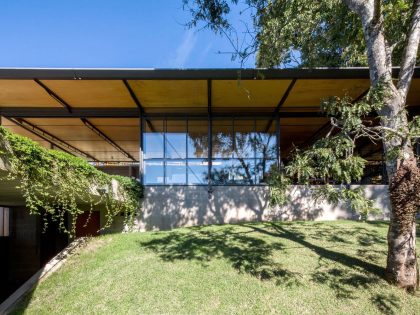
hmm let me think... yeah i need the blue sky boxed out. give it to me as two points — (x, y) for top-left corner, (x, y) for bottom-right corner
(0, 0), (256, 68)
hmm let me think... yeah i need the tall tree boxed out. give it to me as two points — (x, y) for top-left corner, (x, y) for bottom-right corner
(183, 0), (420, 290)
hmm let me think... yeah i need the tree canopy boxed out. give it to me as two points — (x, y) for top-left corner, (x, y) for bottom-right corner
(183, 0), (416, 68)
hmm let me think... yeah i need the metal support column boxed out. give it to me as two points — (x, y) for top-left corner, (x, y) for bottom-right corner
(207, 80), (213, 196)
(139, 114), (145, 186)
(275, 115), (281, 170)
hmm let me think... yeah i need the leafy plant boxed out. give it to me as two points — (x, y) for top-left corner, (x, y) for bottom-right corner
(0, 126), (142, 235)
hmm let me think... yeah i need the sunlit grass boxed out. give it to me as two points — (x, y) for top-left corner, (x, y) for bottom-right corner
(13, 220), (420, 315)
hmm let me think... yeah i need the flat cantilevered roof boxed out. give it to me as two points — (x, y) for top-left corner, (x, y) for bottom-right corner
(0, 67), (419, 162)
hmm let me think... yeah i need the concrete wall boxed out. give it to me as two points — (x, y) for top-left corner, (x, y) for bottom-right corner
(103, 185), (390, 232)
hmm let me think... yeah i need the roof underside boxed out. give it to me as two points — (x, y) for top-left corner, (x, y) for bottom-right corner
(0, 68), (419, 163)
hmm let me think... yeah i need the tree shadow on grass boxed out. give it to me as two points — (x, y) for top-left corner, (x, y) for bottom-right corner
(139, 226), (302, 287)
(140, 222), (402, 314)
(244, 223), (403, 314)
(370, 293), (401, 315)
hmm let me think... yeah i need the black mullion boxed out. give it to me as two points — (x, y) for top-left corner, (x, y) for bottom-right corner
(186, 117), (189, 185)
(139, 115), (144, 185)
(254, 118), (257, 184)
(163, 118), (167, 185)
(276, 115), (281, 170)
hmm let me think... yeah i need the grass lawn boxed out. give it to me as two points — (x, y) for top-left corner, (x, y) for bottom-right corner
(12, 220), (420, 315)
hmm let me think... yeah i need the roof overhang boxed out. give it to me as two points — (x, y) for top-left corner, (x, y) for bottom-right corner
(0, 67), (418, 163)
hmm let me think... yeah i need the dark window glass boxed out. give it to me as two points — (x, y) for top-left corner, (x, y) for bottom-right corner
(166, 160), (187, 184)
(0, 207), (10, 237)
(187, 159), (208, 185)
(144, 160), (164, 184)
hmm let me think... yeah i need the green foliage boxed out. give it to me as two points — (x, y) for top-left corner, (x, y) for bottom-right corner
(183, 0), (415, 68)
(0, 126), (142, 235)
(267, 166), (291, 206)
(285, 136), (366, 185)
(265, 88), (393, 218)
(313, 185), (380, 220)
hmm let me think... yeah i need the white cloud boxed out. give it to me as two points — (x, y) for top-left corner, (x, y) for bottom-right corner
(169, 29), (197, 68)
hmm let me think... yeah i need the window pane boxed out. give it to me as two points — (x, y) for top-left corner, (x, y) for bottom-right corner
(144, 120), (164, 159)
(255, 120), (277, 159)
(188, 120), (208, 158)
(234, 119), (255, 158)
(212, 120), (233, 158)
(188, 159), (208, 185)
(255, 159), (276, 184)
(211, 159), (232, 184)
(166, 120), (187, 159)
(232, 159), (255, 184)
(144, 160), (164, 184)
(166, 160), (187, 184)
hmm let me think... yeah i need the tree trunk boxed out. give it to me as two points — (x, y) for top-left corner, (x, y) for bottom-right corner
(386, 158), (420, 292)
(343, 0), (420, 291)
(380, 90), (420, 291)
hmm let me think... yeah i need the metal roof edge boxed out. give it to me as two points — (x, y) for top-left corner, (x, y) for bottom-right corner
(0, 67), (417, 80)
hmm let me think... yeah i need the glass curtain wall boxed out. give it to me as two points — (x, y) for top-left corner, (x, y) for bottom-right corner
(143, 117), (277, 185)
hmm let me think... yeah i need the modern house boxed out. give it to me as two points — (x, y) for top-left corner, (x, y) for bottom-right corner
(0, 67), (419, 301)
(0, 67), (419, 231)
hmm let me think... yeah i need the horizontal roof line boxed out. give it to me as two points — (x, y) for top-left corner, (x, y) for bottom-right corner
(1, 106), (419, 118)
(0, 67), (418, 80)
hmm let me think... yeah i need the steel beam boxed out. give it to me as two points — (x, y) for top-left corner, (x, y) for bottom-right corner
(265, 79), (297, 132)
(207, 79), (213, 195)
(31, 82), (137, 162)
(0, 107), (330, 118)
(80, 118), (136, 161)
(34, 79), (72, 112)
(0, 67), (418, 80)
(8, 118), (97, 161)
(123, 80), (144, 112)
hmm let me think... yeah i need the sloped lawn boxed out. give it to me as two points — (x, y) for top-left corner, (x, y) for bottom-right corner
(13, 220), (420, 315)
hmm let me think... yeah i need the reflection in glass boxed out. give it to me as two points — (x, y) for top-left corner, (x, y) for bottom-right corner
(211, 159), (232, 185)
(255, 120), (277, 159)
(144, 160), (164, 184)
(212, 120), (233, 158)
(188, 120), (208, 158)
(166, 160), (187, 184)
(187, 159), (208, 185)
(234, 120), (255, 158)
(166, 120), (187, 159)
(211, 159), (254, 185)
(232, 159), (254, 184)
(144, 120), (164, 159)
(256, 159), (276, 184)
(142, 118), (279, 185)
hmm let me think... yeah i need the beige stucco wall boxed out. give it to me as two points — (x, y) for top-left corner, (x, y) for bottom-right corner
(103, 185), (390, 232)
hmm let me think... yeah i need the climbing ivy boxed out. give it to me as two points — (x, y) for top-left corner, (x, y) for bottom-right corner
(0, 126), (142, 235)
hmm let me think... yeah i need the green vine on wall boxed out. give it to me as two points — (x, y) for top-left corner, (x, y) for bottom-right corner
(0, 126), (142, 235)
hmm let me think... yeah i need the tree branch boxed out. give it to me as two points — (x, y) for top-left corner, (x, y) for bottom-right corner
(397, 0), (420, 100)
(372, 0), (381, 25)
(342, 0), (374, 22)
